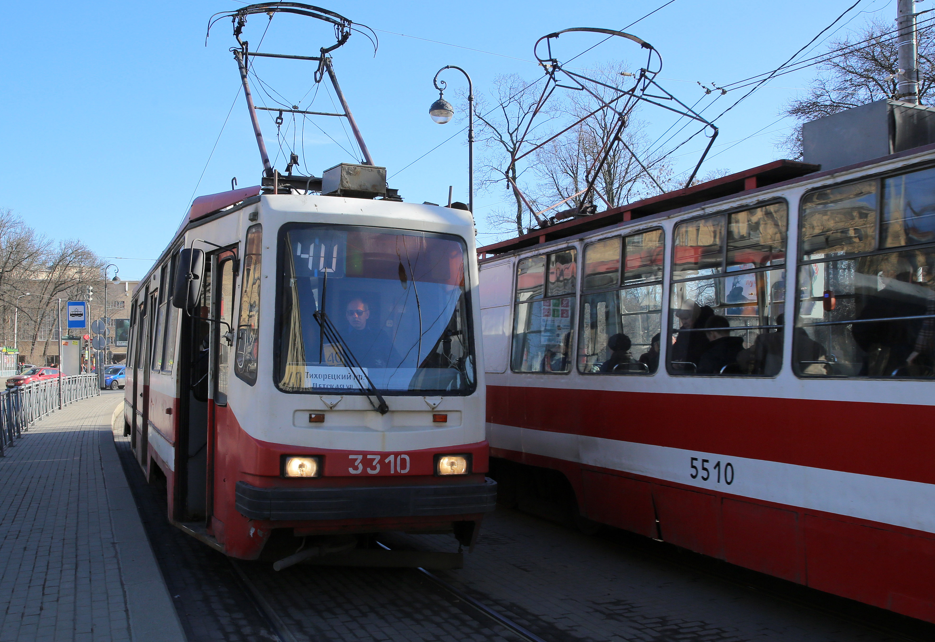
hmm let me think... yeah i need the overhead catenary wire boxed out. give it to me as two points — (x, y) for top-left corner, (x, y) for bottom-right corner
(392, 0), (681, 179)
(186, 13), (275, 209)
(717, 13), (935, 93)
(650, 0), (870, 172)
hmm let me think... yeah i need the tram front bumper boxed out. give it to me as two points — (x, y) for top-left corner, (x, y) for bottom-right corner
(235, 478), (497, 522)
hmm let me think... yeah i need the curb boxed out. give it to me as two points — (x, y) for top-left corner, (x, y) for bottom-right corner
(104, 402), (187, 641)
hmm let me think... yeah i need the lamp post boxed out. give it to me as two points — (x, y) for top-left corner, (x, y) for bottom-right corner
(102, 264), (120, 367)
(430, 65), (474, 214)
(14, 293), (30, 363)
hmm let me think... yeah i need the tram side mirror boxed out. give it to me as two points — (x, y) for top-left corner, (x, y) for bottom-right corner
(173, 248), (205, 313)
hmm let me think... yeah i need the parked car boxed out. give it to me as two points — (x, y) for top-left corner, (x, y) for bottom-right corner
(6, 367), (61, 388)
(103, 365), (126, 390)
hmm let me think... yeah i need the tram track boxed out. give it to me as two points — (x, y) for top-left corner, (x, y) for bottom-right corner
(593, 526), (935, 642)
(228, 540), (550, 642)
(375, 541), (549, 642)
(229, 559), (298, 642)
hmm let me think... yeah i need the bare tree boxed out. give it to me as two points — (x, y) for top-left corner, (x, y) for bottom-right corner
(780, 18), (935, 157)
(473, 74), (552, 236)
(29, 241), (101, 361)
(0, 209), (102, 366)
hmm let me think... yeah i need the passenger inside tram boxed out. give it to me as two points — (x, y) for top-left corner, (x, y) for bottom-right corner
(599, 333), (635, 373)
(638, 333), (661, 373)
(697, 315), (744, 374)
(669, 300), (712, 372)
(851, 258), (926, 376)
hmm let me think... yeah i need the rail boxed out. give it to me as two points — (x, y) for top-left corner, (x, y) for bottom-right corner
(0, 375), (100, 456)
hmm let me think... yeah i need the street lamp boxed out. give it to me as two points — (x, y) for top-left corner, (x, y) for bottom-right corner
(430, 65), (474, 214)
(14, 293), (30, 359)
(102, 264), (119, 366)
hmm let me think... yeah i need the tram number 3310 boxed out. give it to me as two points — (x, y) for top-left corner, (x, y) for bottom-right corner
(348, 454), (411, 475)
(689, 457), (734, 485)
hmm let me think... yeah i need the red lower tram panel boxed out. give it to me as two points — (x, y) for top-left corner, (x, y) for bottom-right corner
(492, 448), (935, 624)
(205, 412), (496, 560)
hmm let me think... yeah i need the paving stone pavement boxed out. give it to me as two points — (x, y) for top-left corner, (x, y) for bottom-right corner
(0, 393), (184, 641)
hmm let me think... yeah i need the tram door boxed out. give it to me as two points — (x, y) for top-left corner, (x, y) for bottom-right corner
(134, 290), (155, 469)
(177, 259), (210, 521)
(206, 252), (236, 527)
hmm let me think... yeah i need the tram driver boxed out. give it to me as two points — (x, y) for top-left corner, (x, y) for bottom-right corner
(340, 296), (397, 368)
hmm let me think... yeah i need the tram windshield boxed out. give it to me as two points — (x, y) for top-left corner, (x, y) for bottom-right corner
(275, 225), (476, 395)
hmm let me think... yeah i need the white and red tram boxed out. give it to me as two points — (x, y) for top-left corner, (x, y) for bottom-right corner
(479, 145), (935, 622)
(122, 2), (494, 565)
(123, 183), (493, 562)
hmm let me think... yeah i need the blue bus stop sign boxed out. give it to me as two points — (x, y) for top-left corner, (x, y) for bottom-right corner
(67, 301), (87, 329)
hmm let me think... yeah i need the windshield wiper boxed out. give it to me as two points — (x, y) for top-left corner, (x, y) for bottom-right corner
(312, 310), (389, 415)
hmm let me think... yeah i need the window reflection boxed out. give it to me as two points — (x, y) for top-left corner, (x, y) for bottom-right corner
(512, 249), (577, 373)
(583, 237), (620, 290)
(727, 203), (786, 269)
(800, 180), (876, 260)
(797, 169), (935, 378)
(670, 203), (788, 376)
(579, 229), (663, 375)
(672, 216), (723, 280)
(883, 167), (935, 248)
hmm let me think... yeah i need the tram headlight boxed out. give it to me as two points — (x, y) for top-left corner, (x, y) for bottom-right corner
(282, 456), (321, 478)
(435, 454), (470, 476)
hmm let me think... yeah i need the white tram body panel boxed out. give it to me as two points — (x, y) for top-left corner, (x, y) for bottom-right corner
(232, 194), (486, 453)
(480, 145), (935, 623)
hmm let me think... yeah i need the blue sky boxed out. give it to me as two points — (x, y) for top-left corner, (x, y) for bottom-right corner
(1, 0), (899, 280)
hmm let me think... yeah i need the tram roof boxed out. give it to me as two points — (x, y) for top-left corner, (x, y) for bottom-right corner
(476, 159), (819, 258)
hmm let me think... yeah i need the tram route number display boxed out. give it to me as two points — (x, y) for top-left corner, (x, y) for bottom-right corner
(348, 454), (411, 475)
(689, 456), (734, 485)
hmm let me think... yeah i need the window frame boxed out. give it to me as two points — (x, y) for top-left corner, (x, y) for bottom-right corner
(578, 228), (665, 376)
(272, 223), (478, 396)
(510, 246), (578, 375)
(667, 199), (789, 377)
(795, 163), (935, 379)
(235, 224), (262, 386)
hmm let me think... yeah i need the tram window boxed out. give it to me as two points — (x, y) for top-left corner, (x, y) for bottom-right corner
(672, 216), (723, 281)
(624, 229), (664, 284)
(516, 256), (546, 301)
(579, 229), (663, 375)
(151, 274), (165, 373)
(727, 203), (786, 269)
(216, 258), (235, 405)
(583, 237), (620, 290)
(275, 225), (476, 394)
(512, 249), (576, 373)
(796, 168), (935, 378)
(547, 250), (577, 297)
(126, 304), (137, 370)
(669, 203), (788, 376)
(161, 253), (179, 374)
(882, 167), (935, 248)
(235, 225), (261, 386)
(800, 180), (876, 261)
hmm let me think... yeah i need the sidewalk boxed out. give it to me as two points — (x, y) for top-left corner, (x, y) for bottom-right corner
(0, 394), (185, 641)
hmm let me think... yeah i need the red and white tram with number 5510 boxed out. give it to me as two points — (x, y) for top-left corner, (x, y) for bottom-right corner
(479, 106), (935, 623)
(122, 4), (494, 565)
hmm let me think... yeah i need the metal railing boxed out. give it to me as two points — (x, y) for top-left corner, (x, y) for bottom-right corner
(0, 375), (101, 455)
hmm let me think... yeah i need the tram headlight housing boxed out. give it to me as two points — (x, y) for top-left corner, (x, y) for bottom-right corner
(282, 456), (321, 478)
(435, 454), (470, 476)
